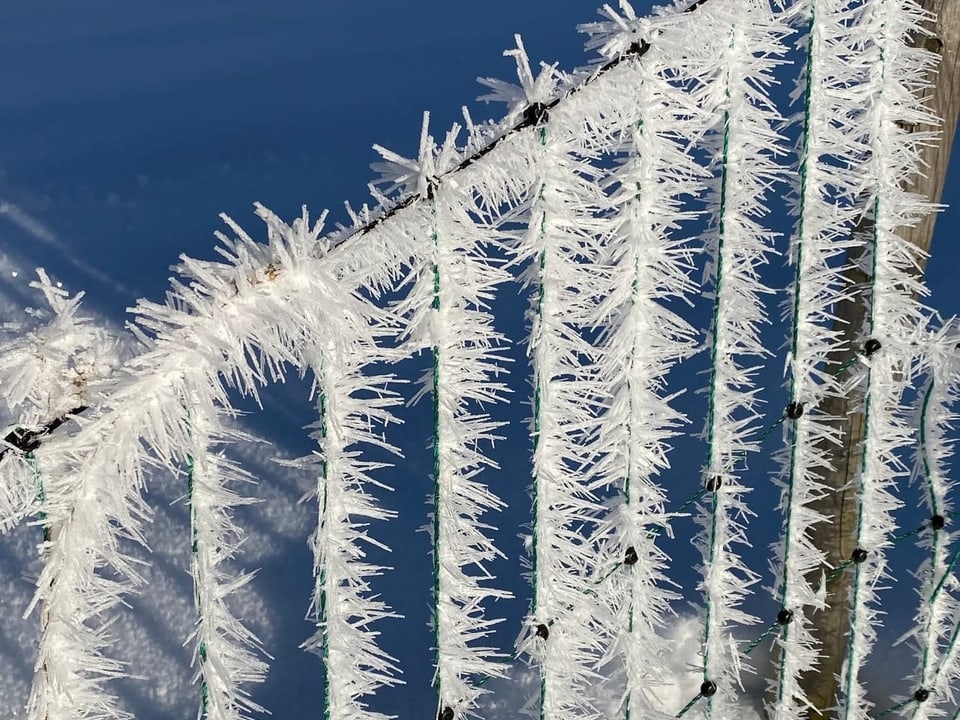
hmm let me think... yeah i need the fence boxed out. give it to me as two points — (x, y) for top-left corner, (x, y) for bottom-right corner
(1, 0), (958, 718)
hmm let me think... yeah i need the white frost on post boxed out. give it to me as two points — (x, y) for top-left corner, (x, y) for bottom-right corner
(837, 0), (939, 715)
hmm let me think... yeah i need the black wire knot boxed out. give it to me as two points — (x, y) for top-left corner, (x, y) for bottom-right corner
(786, 402), (804, 420)
(623, 546), (639, 566)
(625, 39), (651, 56)
(1, 406), (88, 458)
(931, 514), (946, 531)
(913, 688), (930, 703)
(535, 623), (550, 640)
(851, 548), (868, 564)
(521, 102), (549, 128)
(777, 609), (794, 625)
(864, 338), (882, 356)
(439, 706), (454, 720)
(700, 680), (717, 698)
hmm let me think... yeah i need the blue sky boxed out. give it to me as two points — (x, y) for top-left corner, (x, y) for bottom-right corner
(1, 1), (958, 718)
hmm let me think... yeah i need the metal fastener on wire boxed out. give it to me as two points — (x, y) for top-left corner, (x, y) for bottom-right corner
(522, 102), (549, 127)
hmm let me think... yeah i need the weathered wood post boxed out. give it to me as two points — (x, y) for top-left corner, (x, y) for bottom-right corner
(799, 0), (960, 713)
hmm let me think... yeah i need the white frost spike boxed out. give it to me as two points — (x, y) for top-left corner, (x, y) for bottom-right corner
(583, 2), (714, 716)
(18, 204), (416, 720)
(0, 270), (116, 530)
(302, 293), (405, 720)
(478, 34), (560, 116)
(765, 0), (884, 706)
(579, 0), (664, 60)
(506, 48), (613, 720)
(689, 0), (788, 715)
(387, 116), (514, 715)
(184, 395), (268, 720)
(836, 0), (939, 713)
(25, 446), (138, 720)
(903, 325), (960, 719)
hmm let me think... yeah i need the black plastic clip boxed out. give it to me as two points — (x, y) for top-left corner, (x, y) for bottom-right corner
(522, 102), (549, 128)
(864, 338), (882, 356)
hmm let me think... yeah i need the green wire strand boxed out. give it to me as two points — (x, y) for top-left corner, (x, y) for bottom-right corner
(774, 5), (815, 689)
(927, 542), (960, 605)
(317, 390), (331, 720)
(932, 616), (960, 704)
(621, 114), (646, 720)
(842, 192), (882, 720)
(676, 693), (704, 718)
(27, 450), (50, 542)
(875, 697), (913, 718)
(530, 121), (548, 720)
(840, 7), (893, 708)
(699, 107), (730, 698)
(700, 21), (735, 699)
(430, 201), (446, 716)
(743, 620), (782, 656)
(184, 409), (209, 720)
(916, 378), (942, 693)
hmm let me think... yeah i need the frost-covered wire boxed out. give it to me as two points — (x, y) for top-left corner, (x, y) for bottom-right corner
(18, 205), (418, 718)
(578, 3), (715, 717)
(837, 0), (940, 715)
(480, 34), (613, 720)
(888, 324), (960, 719)
(183, 397), (267, 720)
(372, 114), (514, 719)
(0, 270), (116, 531)
(764, 0), (884, 709)
(303, 342), (404, 720)
(683, 0), (788, 714)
